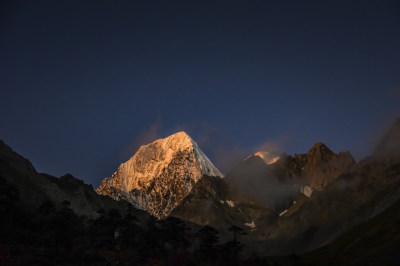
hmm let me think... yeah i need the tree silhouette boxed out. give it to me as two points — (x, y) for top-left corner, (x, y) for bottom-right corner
(161, 217), (191, 252)
(196, 225), (219, 252)
(225, 225), (247, 259)
(119, 209), (140, 249)
(229, 225), (246, 243)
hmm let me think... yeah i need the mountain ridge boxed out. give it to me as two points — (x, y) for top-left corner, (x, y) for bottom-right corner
(0, 139), (132, 218)
(1, 116), (400, 262)
(171, 141), (355, 241)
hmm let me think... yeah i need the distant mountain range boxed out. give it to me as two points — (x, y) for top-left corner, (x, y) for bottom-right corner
(1, 117), (400, 264)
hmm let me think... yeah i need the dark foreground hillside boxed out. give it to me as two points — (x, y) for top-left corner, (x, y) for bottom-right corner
(0, 141), (257, 265)
(302, 179), (400, 265)
(0, 173), (262, 265)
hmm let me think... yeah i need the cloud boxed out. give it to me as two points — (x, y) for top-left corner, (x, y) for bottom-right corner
(253, 134), (293, 155)
(182, 124), (295, 175)
(227, 153), (297, 210)
(135, 119), (162, 146)
(253, 151), (280, 164)
(372, 116), (400, 159)
(120, 118), (162, 160)
(225, 134), (298, 209)
(170, 122), (249, 175)
(211, 145), (249, 175)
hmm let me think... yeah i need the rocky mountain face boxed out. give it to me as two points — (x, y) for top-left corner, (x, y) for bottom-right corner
(96, 131), (223, 219)
(263, 157), (400, 254)
(225, 142), (355, 208)
(0, 140), (131, 218)
(302, 189), (400, 265)
(170, 124), (400, 256)
(254, 118), (400, 255)
(271, 142), (355, 193)
(171, 173), (273, 244)
(172, 142), (355, 243)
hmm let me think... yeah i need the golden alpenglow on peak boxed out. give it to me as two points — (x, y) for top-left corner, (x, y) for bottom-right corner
(96, 131), (222, 218)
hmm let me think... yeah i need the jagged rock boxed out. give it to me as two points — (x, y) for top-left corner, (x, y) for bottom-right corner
(273, 141), (355, 191)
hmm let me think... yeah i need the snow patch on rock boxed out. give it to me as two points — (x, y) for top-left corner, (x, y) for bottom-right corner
(301, 185), (313, 198)
(279, 209), (288, 217)
(226, 200), (235, 207)
(245, 221), (256, 229)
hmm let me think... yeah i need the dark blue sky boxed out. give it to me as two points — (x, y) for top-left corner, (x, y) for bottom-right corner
(1, 1), (399, 186)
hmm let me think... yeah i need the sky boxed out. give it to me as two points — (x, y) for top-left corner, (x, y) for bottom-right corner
(1, 0), (399, 187)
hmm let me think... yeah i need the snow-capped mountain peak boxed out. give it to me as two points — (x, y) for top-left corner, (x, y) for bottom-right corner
(96, 131), (222, 218)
